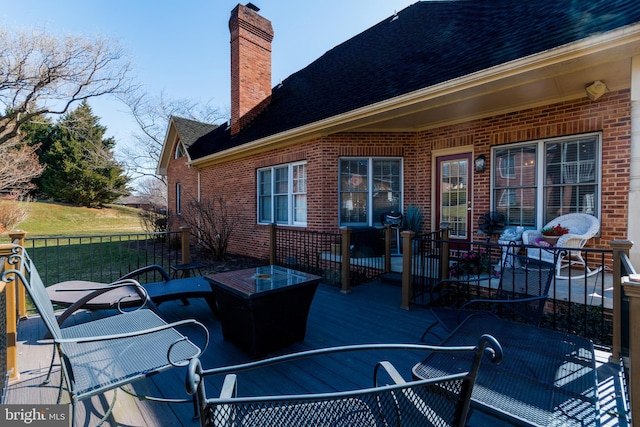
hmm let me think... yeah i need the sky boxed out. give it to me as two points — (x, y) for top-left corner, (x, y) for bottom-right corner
(1, 0), (418, 155)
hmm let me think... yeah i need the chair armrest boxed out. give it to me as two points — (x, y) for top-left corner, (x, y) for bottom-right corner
(220, 374), (238, 398)
(119, 264), (171, 282)
(374, 361), (406, 386)
(522, 230), (542, 244)
(460, 295), (548, 309)
(56, 317), (210, 365)
(557, 233), (587, 248)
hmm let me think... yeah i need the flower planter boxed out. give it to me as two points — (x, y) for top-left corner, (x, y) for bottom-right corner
(542, 235), (560, 245)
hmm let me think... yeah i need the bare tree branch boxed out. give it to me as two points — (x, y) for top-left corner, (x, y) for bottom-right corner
(0, 27), (135, 146)
(119, 90), (228, 181)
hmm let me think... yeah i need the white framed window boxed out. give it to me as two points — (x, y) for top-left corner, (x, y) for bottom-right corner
(339, 158), (403, 226)
(492, 133), (600, 228)
(257, 162), (307, 226)
(176, 182), (182, 215)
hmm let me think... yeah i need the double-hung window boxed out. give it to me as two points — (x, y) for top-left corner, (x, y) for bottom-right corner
(258, 162), (307, 225)
(492, 134), (600, 228)
(339, 158), (402, 226)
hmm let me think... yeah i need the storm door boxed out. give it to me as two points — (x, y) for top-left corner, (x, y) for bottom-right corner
(436, 153), (473, 243)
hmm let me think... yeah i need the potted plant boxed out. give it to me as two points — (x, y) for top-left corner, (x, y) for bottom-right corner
(401, 205), (423, 253)
(540, 224), (569, 245)
(450, 248), (492, 277)
(403, 205), (423, 234)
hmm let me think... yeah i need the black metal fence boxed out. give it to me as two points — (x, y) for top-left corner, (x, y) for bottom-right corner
(348, 227), (386, 284)
(272, 226), (386, 286)
(410, 230), (449, 306)
(23, 231), (183, 286)
(409, 237), (616, 347)
(11, 228), (625, 348)
(272, 227), (343, 285)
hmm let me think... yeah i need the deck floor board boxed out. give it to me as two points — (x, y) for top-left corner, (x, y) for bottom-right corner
(6, 280), (621, 426)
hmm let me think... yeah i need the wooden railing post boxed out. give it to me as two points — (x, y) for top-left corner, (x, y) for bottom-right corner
(269, 223), (277, 265)
(340, 227), (351, 294)
(441, 228), (450, 280)
(401, 230), (415, 310)
(611, 240), (633, 364)
(384, 225), (392, 273)
(622, 277), (640, 423)
(180, 226), (191, 266)
(9, 230), (27, 319)
(0, 246), (18, 382)
(8, 231), (26, 319)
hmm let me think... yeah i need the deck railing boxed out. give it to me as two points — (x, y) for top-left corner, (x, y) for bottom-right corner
(1, 227), (637, 417)
(402, 231), (625, 348)
(0, 231), (28, 386)
(617, 241), (639, 422)
(22, 230), (184, 286)
(269, 224), (387, 293)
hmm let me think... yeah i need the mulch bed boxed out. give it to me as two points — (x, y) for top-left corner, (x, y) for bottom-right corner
(203, 253), (268, 274)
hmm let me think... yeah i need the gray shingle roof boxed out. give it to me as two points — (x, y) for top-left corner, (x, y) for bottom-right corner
(189, 0), (640, 160)
(172, 116), (217, 148)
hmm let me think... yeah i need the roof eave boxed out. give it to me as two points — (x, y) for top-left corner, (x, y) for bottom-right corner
(190, 22), (640, 168)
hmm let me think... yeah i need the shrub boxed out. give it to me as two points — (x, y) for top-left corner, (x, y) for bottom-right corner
(0, 196), (30, 233)
(139, 208), (167, 234)
(181, 195), (238, 261)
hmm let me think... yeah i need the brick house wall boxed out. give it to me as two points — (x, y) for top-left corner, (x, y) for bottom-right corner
(169, 89), (629, 261)
(166, 150), (199, 231)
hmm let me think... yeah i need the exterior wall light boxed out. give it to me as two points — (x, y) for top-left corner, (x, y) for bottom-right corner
(475, 154), (486, 173)
(585, 80), (608, 101)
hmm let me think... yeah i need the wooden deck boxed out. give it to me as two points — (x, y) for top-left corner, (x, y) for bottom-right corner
(6, 280), (625, 426)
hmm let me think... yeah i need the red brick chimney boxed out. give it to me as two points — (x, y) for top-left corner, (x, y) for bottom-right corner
(229, 3), (274, 135)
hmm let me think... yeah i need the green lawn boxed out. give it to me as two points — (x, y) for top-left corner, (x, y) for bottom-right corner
(1, 200), (145, 239)
(1, 200), (173, 289)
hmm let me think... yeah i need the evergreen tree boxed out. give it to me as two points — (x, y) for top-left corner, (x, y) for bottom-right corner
(39, 100), (130, 207)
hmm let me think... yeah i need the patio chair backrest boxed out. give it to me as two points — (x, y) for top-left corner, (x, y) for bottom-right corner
(496, 254), (555, 326)
(2, 245), (210, 427)
(2, 246), (62, 339)
(546, 213), (600, 238)
(187, 337), (503, 427)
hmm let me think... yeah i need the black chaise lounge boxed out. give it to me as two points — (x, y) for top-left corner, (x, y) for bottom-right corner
(46, 264), (218, 327)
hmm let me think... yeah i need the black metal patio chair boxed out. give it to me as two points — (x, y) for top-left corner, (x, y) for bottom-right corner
(186, 336), (503, 427)
(421, 253), (556, 342)
(1, 246), (209, 426)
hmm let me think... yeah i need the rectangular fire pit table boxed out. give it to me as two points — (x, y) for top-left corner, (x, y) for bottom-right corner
(205, 265), (321, 357)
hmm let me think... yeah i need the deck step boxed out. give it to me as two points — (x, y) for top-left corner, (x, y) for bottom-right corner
(379, 272), (402, 286)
